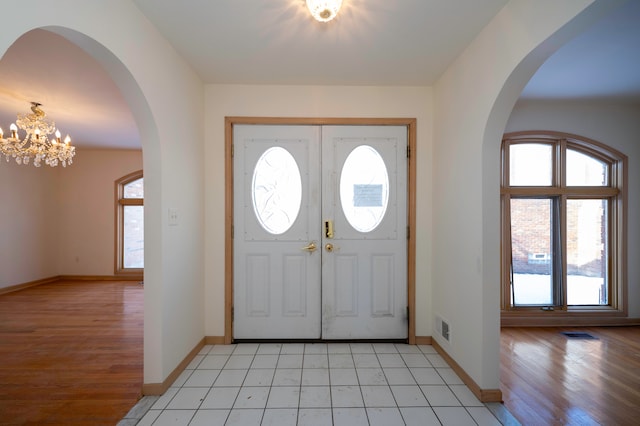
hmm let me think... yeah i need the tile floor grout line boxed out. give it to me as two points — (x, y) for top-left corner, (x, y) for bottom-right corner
(296, 344), (305, 424)
(386, 346), (418, 424)
(357, 345), (374, 425)
(257, 343), (280, 426)
(327, 346), (335, 425)
(225, 344), (251, 424)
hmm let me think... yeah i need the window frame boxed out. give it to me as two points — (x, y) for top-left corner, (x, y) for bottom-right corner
(115, 170), (144, 276)
(501, 131), (627, 322)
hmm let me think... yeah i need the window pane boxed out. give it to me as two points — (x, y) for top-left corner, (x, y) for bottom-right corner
(124, 205), (144, 268)
(340, 145), (389, 232)
(252, 147), (302, 235)
(566, 149), (607, 186)
(124, 177), (144, 198)
(567, 199), (608, 305)
(510, 198), (554, 306)
(509, 144), (552, 186)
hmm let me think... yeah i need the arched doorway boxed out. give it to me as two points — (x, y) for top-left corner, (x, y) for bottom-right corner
(0, 26), (149, 422)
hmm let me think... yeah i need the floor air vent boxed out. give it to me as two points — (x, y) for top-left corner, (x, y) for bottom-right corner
(561, 331), (597, 339)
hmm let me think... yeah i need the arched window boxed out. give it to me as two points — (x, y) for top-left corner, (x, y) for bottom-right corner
(115, 171), (143, 275)
(501, 132), (626, 319)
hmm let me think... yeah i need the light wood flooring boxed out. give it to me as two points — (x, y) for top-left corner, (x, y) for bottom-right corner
(501, 326), (640, 426)
(0, 280), (143, 425)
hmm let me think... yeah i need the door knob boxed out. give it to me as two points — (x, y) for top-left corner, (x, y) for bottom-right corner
(325, 243), (334, 252)
(301, 242), (317, 253)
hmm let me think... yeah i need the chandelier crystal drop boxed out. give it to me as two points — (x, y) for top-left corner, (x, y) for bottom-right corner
(306, 0), (343, 22)
(0, 102), (75, 167)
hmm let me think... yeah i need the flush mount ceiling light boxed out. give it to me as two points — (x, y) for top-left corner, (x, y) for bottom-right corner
(306, 0), (343, 22)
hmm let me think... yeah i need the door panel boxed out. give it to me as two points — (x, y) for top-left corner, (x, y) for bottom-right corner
(233, 124), (407, 340)
(234, 125), (322, 339)
(372, 254), (394, 316)
(334, 254), (358, 316)
(321, 126), (407, 339)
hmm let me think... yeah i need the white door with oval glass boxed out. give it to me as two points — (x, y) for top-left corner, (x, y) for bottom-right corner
(233, 125), (407, 340)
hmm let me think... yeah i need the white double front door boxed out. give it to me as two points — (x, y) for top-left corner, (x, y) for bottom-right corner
(233, 124), (407, 340)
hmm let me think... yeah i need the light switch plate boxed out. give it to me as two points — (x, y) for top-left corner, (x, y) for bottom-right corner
(168, 208), (178, 226)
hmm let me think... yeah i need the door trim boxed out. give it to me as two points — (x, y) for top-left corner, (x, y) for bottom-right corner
(224, 117), (417, 344)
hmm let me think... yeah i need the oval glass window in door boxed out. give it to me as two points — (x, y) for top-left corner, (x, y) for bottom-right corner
(340, 145), (389, 232)
(252, 147), (302, 235)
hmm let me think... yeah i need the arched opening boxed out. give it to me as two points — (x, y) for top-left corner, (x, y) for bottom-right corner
(480, 1), (637, 422)
(0, 25), (157, 422)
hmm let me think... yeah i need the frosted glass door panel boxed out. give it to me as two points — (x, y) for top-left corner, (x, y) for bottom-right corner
(340, 145), (389, 233)
(252, 147), (302, 235)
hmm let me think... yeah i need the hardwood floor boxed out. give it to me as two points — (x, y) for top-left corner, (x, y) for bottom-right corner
(501, 326), (640, 426)
(0, 280), (143, 425)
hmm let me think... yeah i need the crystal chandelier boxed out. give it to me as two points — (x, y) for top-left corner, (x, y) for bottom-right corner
(306, 0), (343, 22)
(0, 102), (75, 167)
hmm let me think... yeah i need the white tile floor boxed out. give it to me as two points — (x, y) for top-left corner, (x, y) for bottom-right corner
(129, 343), (510, 426)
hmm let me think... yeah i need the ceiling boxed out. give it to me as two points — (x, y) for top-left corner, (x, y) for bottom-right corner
(0, 0), (638, 150)
(520, 0), (640, 101)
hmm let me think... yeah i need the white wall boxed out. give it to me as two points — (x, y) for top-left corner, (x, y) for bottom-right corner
(0, 149), (141, 289)
(432, 0), (622, 390)
(204, 84), (434, 337)
(57, 149), (143, 275)
(1, 0), (205, 386)
(506, 99), (640, 317)
(0, 162), (59, 287)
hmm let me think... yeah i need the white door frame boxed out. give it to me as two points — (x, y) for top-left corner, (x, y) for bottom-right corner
(224, 117), (417, 343)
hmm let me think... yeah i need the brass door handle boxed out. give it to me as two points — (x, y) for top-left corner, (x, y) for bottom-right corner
(325, 243), (334, 252)
(301, 242), (317, 253)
